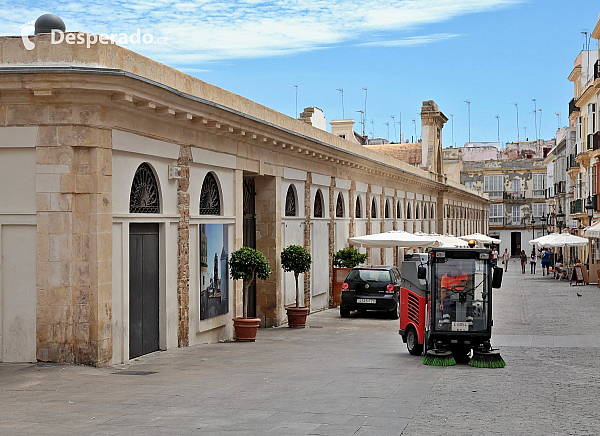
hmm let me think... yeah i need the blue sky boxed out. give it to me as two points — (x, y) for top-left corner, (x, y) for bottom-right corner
(3, 0), (600, 146)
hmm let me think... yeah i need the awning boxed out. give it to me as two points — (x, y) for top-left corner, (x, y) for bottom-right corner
(585, 221), (600, 238)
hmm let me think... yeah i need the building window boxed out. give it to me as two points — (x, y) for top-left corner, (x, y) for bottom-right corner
(484, 175), (504, 199)
(464, 181), (474, 189)
(314, 190), (323, 218)
(130, 162), (160, 213)
(532, 203), (547, 218)
(407, 203), (412, 220)
(371, 198), (377, 218)
(339, 134), (346, 139)
(385, 199), (390, 218)
(336, 193), (344, 218)
(424, 204), (428, 219)
(511, 206), (521, 225)
(397, 201), (402, 219)
(489, 204), (503, 225)
(532, 174), (546, 198)
(199, 172), (221, 215)
(416, 204), (421, 220)
(285, 185), (296, 217)
(355, 196), (362, 218)
(431, 204), (435, 219)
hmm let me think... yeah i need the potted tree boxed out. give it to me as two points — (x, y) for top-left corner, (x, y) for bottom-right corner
(332, 248), (368, 307)
(229, 246), (272, 341)
(281, 245), (312, 328)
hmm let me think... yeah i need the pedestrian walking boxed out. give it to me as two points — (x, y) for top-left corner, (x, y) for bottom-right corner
(541, 248), (550, 276)
(520, 250), (527, 274)
(492, 247), (498, 267)
(530, 249), (537, 274)
(502, 248), (510, 272)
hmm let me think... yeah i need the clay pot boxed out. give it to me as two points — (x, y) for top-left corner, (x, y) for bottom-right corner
(286, 307), (310, 328)
(233, 317), (261, 342)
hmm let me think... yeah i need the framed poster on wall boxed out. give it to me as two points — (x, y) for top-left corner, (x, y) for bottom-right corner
(200, 224), (229, 320)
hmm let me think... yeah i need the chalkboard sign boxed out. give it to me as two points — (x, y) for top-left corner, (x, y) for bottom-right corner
(571, 265), (585, 285)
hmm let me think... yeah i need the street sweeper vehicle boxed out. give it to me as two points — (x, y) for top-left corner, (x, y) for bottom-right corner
(398, 247), (505, 367)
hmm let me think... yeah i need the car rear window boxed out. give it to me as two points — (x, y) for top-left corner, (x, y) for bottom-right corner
(347, 269), (392, 282)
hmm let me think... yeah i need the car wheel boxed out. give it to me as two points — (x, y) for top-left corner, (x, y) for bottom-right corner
(406, 326), (423, 356)
(389, 300), (399, 320)
(340, 307), (350, 318)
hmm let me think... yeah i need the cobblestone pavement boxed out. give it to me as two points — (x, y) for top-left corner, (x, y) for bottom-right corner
(1, 259), (599, 435)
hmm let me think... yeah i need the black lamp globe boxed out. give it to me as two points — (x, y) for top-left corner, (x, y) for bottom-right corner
(34, 14), (66, 35)
(586, 196), (594, 220)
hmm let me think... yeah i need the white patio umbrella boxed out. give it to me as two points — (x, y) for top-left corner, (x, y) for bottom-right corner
(585, 222), (600, 238)
(422, 233), (469, 247)
(348, 231), (437, 249)
(529, 232), (562, 246)
(542, 233), (588, 248)
(459, 233), (501, 245)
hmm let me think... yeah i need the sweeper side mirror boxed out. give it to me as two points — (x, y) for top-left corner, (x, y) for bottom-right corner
(417, 265), (427, 280)
(492, 267), (503, 289)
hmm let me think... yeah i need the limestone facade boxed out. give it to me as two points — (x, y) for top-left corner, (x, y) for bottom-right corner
(0, 34), (488, 366)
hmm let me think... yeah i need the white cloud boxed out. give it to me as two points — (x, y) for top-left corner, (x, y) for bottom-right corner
(359, 33), (461, 47)
(2, 0), (523, 65)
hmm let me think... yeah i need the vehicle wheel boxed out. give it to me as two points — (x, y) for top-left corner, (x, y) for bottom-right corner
(389, 300), (399, 320)
(340, 307), (350, 318)
(406, 326), (423, 356)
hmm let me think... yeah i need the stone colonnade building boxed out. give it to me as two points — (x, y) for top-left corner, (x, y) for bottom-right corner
(0, 34), (488, 366)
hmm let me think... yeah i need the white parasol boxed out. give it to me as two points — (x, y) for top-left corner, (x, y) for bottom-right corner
(348, 231), (437, 249)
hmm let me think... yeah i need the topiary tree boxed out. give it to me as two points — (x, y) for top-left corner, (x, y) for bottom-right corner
(333, 247), (368, 268)
(280, 245), (312, 308)
(229, 247), (272, 318)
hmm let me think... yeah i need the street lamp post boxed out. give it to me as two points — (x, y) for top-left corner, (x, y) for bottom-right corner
(540, 213), (547, 237)
(585, 196), (594, 267)
(556, 204), (565, 234)
(531, 217), (536, 243)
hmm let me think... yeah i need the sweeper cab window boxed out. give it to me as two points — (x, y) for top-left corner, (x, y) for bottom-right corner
(433, 256), (489, 333)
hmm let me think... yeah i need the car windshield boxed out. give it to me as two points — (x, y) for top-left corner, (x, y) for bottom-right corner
(434, 258), (489, 332)
(347, 269), (391, 282)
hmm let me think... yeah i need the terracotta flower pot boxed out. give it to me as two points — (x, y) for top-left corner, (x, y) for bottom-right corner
(233, 317), (261, 342)
(286, 307), (310, 328)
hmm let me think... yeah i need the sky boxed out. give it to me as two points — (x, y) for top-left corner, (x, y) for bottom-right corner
(3, 0), (600, 147)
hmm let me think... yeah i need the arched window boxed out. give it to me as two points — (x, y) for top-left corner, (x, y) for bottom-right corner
(446, 205), (450, 218)
(371, 198), (377, 218)
(285, 184), (296, 217)
(314, 189), (323, 218)
(397, 201), (402, 219)
(199, 172), (221, 215)
(355, 196), (362, 218)
(431, 204), (435, 219)
(385, 199), (390, 218)
(336, 193), (344, 218)
(407, 203), (412, 220)
(130, 162), (160, 213)
(416, 203), (420, 219)
(424, 204), (428, 219)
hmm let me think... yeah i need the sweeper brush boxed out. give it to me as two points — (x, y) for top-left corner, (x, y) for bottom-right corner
(469, 349), (506, 368)
(423, 349), (456, 366)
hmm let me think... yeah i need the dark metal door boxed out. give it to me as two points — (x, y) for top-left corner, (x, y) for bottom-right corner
(129, 223), (159, 359)
(243, 178), (257, 317)
(511, 231), (521, 256)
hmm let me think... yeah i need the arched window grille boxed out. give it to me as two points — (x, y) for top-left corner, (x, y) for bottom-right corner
(199, 172), (221, 215)
(130, 162), (160, 213)
(385, 199), (390, 218)
(407, 203), (412, 220)
(431, 204), (435, 219)
(397, 201), (402, 219)
(416, 203), (420, 219)
(371, 198), (377, 218)
(356, 197), (362, 218)
(314, 190), (323, 218)
(285, 185), (296, 217)
(336, 193), (344, 218)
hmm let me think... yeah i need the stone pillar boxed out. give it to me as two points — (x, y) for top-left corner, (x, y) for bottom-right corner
(36, 125), (112, 366)
(380, 192), (385, 262)
(303, 173), (312, 309)
(393, 191), (398, 231)
(349, 180), (355, 239)
(328, 177), (335, 307)
(366, 184), (371, 261)
(234, 170), (244, 317)
(254, 176), (282, 327)
(177, 145), (191, 347)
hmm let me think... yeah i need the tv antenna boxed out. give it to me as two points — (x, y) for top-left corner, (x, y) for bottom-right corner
(336, 88), (344, 118)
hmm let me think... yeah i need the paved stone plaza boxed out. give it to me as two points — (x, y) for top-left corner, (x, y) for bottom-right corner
(1, 259), (599, 435)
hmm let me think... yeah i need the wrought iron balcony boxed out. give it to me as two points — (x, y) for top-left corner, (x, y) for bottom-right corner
(503, 191), (525, 200)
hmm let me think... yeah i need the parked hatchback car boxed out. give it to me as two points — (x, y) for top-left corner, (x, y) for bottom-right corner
(340, 265), (401, 319)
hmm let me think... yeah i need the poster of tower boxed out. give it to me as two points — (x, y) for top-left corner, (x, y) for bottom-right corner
(200, 224), (229, 320)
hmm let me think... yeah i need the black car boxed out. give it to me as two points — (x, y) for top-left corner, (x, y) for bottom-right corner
(340, 265), (401, 319)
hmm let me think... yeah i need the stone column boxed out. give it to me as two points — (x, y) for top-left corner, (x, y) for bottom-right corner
(328, 177), (335, 307)
(36, 125), (112, 366)
(393, 191), (398, 231)
(303, 173), (312, 309)
(177, 145), (191, 347)
(366, 184), (371, 261)
(380, 192), (385, 262)
(254, 176), (282, 327)
(234, 170), (244, 317)
(349, 181), (355, 239)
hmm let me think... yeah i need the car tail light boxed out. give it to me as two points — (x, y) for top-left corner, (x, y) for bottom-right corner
(342, 283), (349, 291)
(386, 284), (394, 293)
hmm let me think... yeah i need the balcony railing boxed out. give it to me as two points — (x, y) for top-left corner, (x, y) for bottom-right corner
(571, 198), (583, 214)
(532, 189), (546, 199)
(503, 191), (525, 200)
(569, 98), (580, 116)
